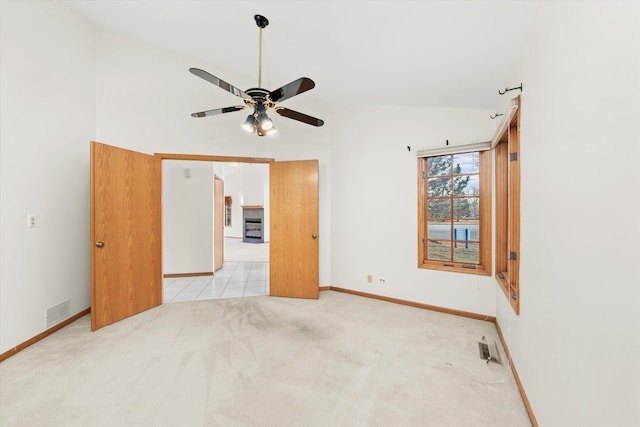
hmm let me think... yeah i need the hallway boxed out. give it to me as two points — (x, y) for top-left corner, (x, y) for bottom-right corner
(163, 262), (268, 302)
(163, 237), (270, 303)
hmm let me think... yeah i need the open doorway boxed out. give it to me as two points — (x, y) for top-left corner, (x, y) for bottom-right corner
(161, 159), (270, 303)
(90, 143), (319, 330)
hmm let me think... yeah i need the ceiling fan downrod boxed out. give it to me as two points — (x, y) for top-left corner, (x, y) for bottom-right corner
(255, 14), (269, 88)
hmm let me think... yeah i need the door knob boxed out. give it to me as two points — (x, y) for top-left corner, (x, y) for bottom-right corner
(95, 241), (105, 248)
(312, 234), (318, 239)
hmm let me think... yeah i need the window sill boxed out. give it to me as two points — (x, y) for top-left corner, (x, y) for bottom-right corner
(419, 261), (491, 276)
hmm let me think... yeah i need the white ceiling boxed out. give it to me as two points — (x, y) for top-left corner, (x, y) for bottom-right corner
(69, 0), (537, 109)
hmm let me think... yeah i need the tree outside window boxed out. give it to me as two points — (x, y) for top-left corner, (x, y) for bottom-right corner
(418, 150), (491, 275)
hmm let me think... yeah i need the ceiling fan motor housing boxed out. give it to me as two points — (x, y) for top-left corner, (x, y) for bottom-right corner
(245, 88), (275, 112)
(245, 88), (271, 103)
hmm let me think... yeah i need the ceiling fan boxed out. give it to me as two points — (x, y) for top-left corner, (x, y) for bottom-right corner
(189, 14), (324, 136)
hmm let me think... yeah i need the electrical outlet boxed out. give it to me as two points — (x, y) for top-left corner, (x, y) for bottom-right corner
(27, 214), (37, 228)
(367, 274), (373, 283)
(378, 277), (387, 284)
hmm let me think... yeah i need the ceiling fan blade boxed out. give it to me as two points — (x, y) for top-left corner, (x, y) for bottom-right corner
(275, 107), (324, 127)
(270, 78), (315, 103)
(189, 68), (249, 99)
(191, 105), (247, 118)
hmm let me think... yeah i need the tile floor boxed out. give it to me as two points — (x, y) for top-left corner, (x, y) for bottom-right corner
(163, 262), (269, 303)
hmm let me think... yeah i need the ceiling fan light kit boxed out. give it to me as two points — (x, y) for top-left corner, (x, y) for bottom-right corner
(242, 114), (257, 132)
(189, 14), (324, 136)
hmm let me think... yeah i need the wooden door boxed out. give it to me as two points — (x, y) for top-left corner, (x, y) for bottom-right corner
(90, 141), (162, 331)
(214, 175), (224, 271)
(269, 160), (319, 299)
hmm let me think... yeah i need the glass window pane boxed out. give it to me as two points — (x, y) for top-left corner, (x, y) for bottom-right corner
(452, 152), (479, 174)
(453, 242), (479, 264)
(428, 221), (451, 240)
(428, 198), (451, 219)
(428, 240), (451, 261)
(428, 177), (451, 197)
(453, 175), (479, 196)
(453, 197), (479, 219)
(427, 156), (451, 177)
(453, 221), (479, 241)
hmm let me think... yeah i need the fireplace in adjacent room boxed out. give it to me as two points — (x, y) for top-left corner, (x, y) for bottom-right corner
(244, 218), (263, 241)
(242, 206), (264, 243)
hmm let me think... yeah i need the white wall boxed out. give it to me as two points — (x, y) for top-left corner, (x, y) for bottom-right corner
(241, 164), (268, 205)
(95, 28), (333, 285)
(217, 164), (244, 239)
(330, 103), (497, 316)
(498, 2), (640, 426)
(162, 161), (214, 274)
(0, 1), (96, 353)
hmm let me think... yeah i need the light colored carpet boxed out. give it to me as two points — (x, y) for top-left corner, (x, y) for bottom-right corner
(0, 291), (531, 426)
(224, 237), (269, 263)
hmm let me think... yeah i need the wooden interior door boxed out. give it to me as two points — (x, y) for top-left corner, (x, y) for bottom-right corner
(269, 160), (319, 299)
(90, 141), (162, 331)
(214, 175), (224, 271)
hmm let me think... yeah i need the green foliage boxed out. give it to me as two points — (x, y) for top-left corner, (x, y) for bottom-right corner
(427, 155), (475, 219)
(425, 153), (481, 265)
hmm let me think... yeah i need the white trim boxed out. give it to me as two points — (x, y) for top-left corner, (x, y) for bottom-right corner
(416, 141), (491, 158)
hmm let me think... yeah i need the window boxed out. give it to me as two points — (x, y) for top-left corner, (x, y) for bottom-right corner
(418, 150), (491, 275)
(495, 98), (521, 313)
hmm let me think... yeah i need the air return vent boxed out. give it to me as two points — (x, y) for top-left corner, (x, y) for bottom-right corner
(45, 300), (70, 328)
(478, 336), (502, 364)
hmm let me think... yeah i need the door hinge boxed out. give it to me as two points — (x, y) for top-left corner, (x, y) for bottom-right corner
(510, 152), (518, 161)
(422, 172), (426, 179)
(509, 251), (518, 261)
(422, 238), (426, 245)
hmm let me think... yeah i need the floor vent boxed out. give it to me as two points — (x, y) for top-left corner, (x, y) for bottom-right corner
(46, 300), (70, 328)
(478, 337), (502, 364)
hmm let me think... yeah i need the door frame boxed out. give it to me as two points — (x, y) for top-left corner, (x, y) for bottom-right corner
(213, 174), (224, 271)
(157, 153), (320, 301)
(156, 153), (274, 164)
(156, 152), (274, 282)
